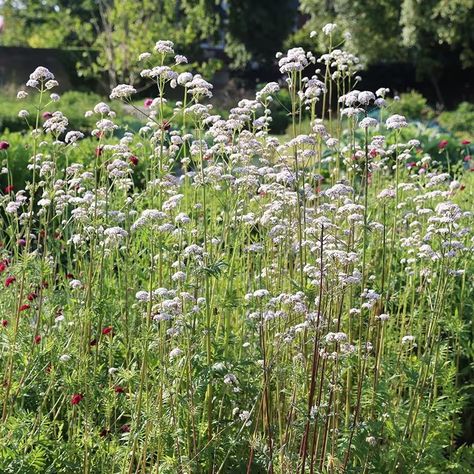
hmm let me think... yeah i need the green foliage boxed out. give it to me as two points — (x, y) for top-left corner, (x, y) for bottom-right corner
(0, 90), (102, 133)
(387, 91), (435, 121)
(268, 87), (293, 135)
(226, 0), (296, 69)
(438, 102), (474, 140)
(295, 0), (474, 78)
(0, 28), (473, 474)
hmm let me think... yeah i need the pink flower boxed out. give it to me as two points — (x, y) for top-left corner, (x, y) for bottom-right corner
(129, 155), (139, 166)
(19, 304), (30, 312)
(42, 111), (53, 120)
(4, 185), (14, 193)
(438, 140), (448, 150)
(102, 326), (113, 336)
(461, 139), (471, 145)
(5, 276), (16, 287)
(71, 393), (83, 405)
(0, 141), (10, 150)
(27, 292), (38, 301)
(144, 98), (153, 108)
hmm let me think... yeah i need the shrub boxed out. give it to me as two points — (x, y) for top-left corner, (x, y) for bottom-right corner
(438, 102), (474, 140)
(387, 90), (434, 121)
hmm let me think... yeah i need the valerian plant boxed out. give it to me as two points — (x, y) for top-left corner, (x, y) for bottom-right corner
(0, 24), (473, 474)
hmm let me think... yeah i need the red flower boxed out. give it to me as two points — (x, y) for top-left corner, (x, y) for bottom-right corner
(4, 185), (14, 193)
(95, 146), (103, 157)
(114, 385), (125, 394)
(144, 98), (153, 108)
(0, 262), (6, 273)
(0, 141), (10, 150)
(66, 273), (74, 279)
(102, 326), (113, 336)
(71, 393), (83, 405)
(407, 162), (416, 169)
(461, 139), (471, 145)
(27, 292), (38, 301)
(2, 320), (8, 327)
(438, 140), (449, 150)
(90, 338), (98, 346)
(42, 111), (53, 119)
(120, 424), (130, 433)
(465, 155), (472, 162)
(129, 155), (139, 166)
(19, 304), (30, 312)
(17, 238), (26, 247)
(99, 428), (110, 437)
(5, 276), (16, 287)
(161, 120), (171, 131)
(369, 148), (378, 158)
(34, 334), (41, 344)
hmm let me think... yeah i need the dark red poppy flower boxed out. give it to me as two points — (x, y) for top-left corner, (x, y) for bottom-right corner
(99, 428), (110, 437)
(129, 155), (138, 166)
(438, 140), (448, 150)
(90, 338), (98, 346)
(461, 139), (471, 145)
(27, 292), (38, 301)
(66, 273), (74, 279)
(71, 393), (83, 405)
(161, 120), (171, 131)
(144, 98), (153, 108)
(120, 424), (130, 433)
(2, 320), (8, 327)
(114, 385), (125, 394)
(5, 276), (16, 287)
(0, 141), (10, 150)
(102, 326), (113, 336)
(42, 111), (53, 120)
(95, 146), (103, 157)
(4, 185), (14, 193)
(0, 262), (6, 273)
(19, 304), (30, 312)
(34, 334), (41, 344)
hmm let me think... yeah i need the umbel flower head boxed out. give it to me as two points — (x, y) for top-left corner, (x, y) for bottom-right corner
(110, 84), (137, 100)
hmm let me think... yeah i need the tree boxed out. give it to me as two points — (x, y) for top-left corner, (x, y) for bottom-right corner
(295, 0), (474, 73)
(225, 0), (297, 69)
(0, 0), (222, 89)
